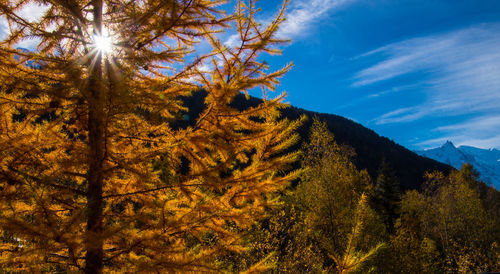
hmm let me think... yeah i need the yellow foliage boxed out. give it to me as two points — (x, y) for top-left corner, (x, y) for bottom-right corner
(392, 165), (499, 273)
(0, 0), (300, 272)
(297, 119), (385, 273)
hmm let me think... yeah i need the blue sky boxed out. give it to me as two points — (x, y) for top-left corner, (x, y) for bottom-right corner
(228, 0), (500, 150)
(3, 0), (500, 150)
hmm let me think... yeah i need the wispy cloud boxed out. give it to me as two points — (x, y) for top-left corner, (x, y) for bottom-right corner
(436, 115), (500, 133)
(352, 24), (500, 148)
(277, 0), (351, 39)
(415, 133), (500, 150)
(414, 137), (454, 149)
(353, 24), (500, 124)
(417, 114), (500, 149)
(373, 101), (466, 125)
(224, 0), (353, 46)
(224, 33), (240, 48)
(333, 83), (422, 111)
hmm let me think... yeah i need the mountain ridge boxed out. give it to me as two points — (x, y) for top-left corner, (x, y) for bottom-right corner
(416, 141), (500, 189)
(182, 91), (452, 190)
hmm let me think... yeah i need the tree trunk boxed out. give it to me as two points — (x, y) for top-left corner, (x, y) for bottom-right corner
(85, 1), (105, 273)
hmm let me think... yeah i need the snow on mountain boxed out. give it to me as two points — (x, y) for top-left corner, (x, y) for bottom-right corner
(416, 141), (500, 189)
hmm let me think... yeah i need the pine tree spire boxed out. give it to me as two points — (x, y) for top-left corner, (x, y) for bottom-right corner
(371, 159), (401, 232)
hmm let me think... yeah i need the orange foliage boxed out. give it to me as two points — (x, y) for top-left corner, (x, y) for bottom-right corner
(0, 0), (301, 272)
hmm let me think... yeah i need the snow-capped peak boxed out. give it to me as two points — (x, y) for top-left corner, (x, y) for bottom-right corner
(416, 142), (500, 190)
(443, 140), (455, 148)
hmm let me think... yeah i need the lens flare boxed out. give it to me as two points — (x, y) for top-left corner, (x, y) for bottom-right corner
(92, 30), (113, 54)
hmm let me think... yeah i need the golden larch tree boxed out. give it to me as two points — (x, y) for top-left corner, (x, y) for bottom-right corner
(0, 0), (301, 272)
(297, 119), (385, 273)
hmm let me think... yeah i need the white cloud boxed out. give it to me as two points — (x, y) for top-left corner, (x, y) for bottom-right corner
(352, 37), (457, 87)
(223, 0), (353, 46)
(418, 114), (500, 149)
(374, 106), (425, 125)
(457, 135), (500, 149)
(277, 0), (351, 39)
(352, 24), (500, 127)
(373, 101), (466, 125)
(435, 115), (500, 133)
(351, 24), (500, 148)
(224, 33), (240, 48)
(415, 133), (500, 150)
(414, 137), (452, 149)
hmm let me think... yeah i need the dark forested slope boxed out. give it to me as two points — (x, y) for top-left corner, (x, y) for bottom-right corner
(182, 91), (451, 190)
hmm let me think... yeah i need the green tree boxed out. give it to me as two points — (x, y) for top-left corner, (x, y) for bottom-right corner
(0, 0), (301, 272)
(371, 159), (401, 233)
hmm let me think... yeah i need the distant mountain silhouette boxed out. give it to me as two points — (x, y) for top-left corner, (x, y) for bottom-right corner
(180, 91), (452, 190)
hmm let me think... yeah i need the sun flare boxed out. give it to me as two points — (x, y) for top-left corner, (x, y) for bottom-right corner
(92, 32), (113, 54)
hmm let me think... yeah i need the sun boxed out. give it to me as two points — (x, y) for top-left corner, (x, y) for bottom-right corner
(92, 30), (113, 54)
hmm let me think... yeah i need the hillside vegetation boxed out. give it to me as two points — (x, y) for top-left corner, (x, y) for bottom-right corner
(0, 0), (496, 272)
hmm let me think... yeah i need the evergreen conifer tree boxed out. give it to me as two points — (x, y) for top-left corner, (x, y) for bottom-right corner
(0, 0), (301, 272)
(371, 159), (401, 232)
